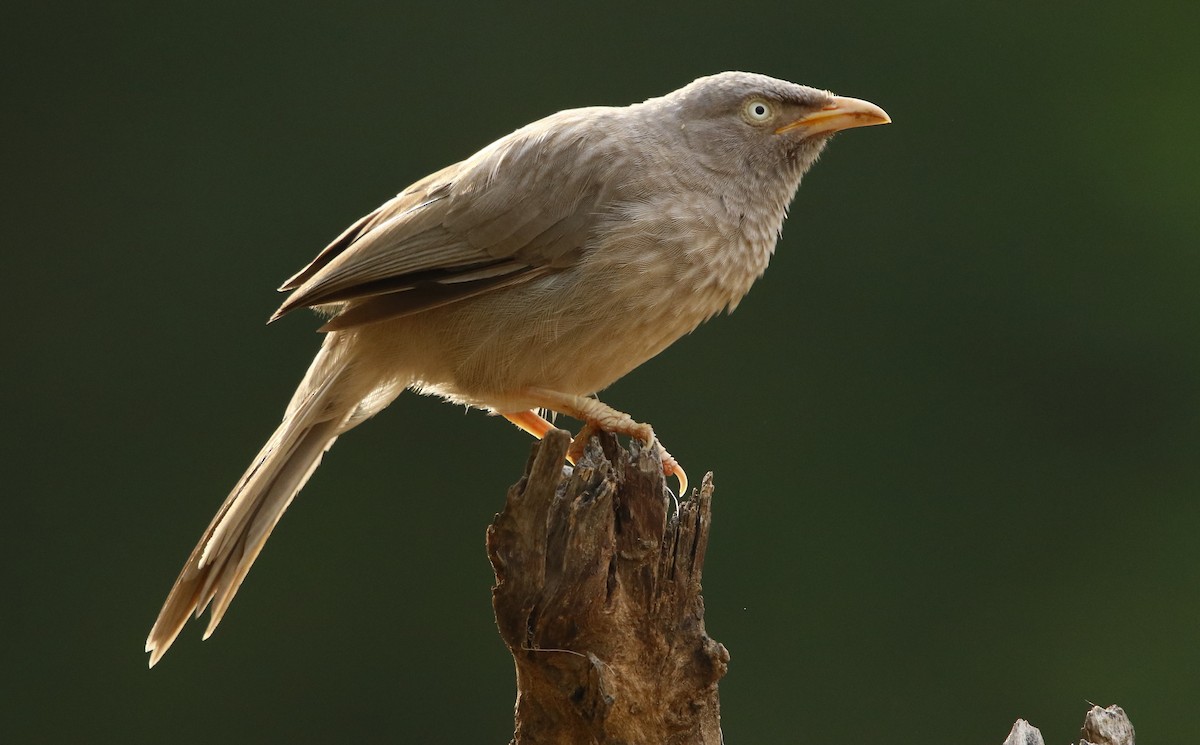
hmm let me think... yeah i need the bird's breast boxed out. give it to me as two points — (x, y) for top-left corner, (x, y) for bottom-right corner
(602, 190), (781, 311)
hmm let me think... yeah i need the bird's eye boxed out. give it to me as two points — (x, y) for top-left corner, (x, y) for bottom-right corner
(744, 99), (773, 123)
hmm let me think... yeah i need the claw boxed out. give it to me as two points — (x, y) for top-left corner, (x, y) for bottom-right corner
(656, 442), (689, 496)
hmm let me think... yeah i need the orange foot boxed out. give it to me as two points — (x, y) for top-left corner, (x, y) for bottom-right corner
(503, 404), (688, 496)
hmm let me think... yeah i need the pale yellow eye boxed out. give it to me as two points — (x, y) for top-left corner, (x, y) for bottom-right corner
(744, 99), (772, 122)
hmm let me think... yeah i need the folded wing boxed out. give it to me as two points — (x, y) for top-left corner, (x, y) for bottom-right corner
(272, 109), (623, 330)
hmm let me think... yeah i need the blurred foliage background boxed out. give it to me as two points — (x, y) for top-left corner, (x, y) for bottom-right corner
(3, 1), (1198, 742)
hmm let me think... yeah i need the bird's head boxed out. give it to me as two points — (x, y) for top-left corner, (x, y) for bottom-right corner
(656, 71), (890, 181)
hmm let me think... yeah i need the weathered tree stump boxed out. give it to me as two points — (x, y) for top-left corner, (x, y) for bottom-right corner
(486, 429), (726, 745)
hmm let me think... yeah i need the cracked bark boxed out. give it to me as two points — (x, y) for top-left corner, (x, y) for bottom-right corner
(487, 429), (726, 745)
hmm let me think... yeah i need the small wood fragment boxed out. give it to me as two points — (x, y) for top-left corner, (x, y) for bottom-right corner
(1079, 704), (1135, 745)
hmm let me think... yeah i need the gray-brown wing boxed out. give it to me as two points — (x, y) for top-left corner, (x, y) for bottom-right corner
(272, 107), (624, 328)
(276, 164), (460, 294)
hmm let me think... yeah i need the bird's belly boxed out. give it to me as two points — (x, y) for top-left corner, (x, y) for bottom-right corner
(449, 274), (703, 405)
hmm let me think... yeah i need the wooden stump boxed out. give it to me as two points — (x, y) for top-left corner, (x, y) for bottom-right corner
(486, 429), (726, 745)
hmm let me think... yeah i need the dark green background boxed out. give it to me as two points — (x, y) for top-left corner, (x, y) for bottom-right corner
(4, 1), (1197, 742)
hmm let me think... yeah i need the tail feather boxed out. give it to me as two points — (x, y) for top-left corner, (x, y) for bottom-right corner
(201, 421), (339, 638)
(146, 352), (358, 668)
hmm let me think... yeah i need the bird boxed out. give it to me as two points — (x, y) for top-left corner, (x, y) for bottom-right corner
(145, 71), (890, 667)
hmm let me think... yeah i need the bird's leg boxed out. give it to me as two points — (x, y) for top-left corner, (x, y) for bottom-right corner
(503, 409), (556, 440)
(504, 390), (689, 496)
(502, 409), (590, 465)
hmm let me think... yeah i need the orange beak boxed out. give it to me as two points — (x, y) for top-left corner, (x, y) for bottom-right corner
(776, 95), (891, 137)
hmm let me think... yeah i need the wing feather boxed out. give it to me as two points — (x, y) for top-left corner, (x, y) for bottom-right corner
(318, 266), (554, 332)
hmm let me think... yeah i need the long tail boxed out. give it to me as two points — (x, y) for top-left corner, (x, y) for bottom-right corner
(145, 335), (395, 667)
